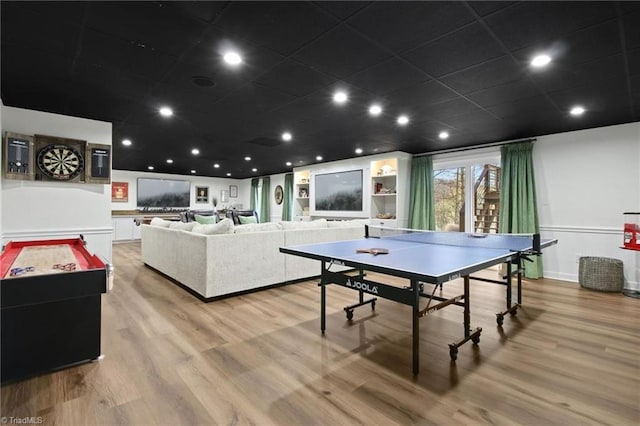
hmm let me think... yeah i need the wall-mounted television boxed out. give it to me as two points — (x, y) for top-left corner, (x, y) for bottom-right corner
(313, 169), (363, 212)
(137, 178), (190, 208)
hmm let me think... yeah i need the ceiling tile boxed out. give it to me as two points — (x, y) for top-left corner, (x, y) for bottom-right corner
(345, 58), (429, 96)
(486, 1), (617, 51)
(468, 1), (517, 17)
(346, 2), (475, 53)
(402, 22), (506, 78)
(292, 26), (392, 80)
(466, 78), (541, 108)
(255, 59), (336, 97)
(386, 80), (459, 110)
(86, 2), (207, 56)
(213, 2), (339, 56)
(439, 55), (521, 94)
(528, 54), (627, 93)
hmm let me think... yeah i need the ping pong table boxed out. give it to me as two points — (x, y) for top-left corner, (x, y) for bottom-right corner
(280, 225), (557, 375)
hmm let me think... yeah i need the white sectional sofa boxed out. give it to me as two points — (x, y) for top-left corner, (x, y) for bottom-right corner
(141, 218), (367, 299)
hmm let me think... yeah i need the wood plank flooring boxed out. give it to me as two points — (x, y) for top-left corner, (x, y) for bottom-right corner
(2, 241), (639, 425)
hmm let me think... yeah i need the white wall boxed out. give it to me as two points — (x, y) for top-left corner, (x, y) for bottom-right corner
(534, 122), (639, 289)
(1, 106), (113, 260)
(111, 170), (250, 212)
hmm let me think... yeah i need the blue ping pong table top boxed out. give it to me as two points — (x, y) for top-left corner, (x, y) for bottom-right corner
(281, 232), (557, 284)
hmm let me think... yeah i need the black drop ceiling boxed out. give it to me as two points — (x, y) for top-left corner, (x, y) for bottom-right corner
(1, 1), (638, 179)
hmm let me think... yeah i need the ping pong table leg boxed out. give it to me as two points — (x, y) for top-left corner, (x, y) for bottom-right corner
(496, 258), (521, 325)
(321, 262), (326, 334)
(448, 276), (482, 361)
(412, 279), (420, 375)
(517, 257), (523, 305)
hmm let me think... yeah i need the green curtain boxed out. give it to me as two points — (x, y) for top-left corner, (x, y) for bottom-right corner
(250, 178), (259, 213)
(260, 177), (270, 223)
(408, 156), (435, 230)
(498, 142), (543, 278)
(282, 173), (294, 221)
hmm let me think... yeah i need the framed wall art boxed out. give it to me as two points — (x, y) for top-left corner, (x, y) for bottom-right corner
(111, 182), (128, 202)
(85, 143), (111, 184)
(229, 185), (238, 198)
(195, 186), (209, 203)
(3, 132), (35, 181)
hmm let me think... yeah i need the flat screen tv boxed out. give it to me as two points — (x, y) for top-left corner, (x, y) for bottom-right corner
(314, 169), (363, 212)
(137, 178), (190, 208)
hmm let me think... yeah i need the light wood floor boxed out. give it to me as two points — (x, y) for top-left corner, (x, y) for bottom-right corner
(2, 242), (639, 425)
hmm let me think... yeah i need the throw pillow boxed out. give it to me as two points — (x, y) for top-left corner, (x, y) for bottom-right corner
(192, 218), (234, 235)
(195, 214), (217, 225)
(149, 217), (172, 227)
(281, 218), (328, 229)
(169, 221), (197, 231)
(238, 215), (257, 224)
(234, 222), (283, 233)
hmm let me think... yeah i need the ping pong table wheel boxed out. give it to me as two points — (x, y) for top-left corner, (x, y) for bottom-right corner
(449, 347), (458, 361)
(346, 309), (354, 321)
(510, 307), (518, 316)
(371, 300), (376, 310)
(472, 335), (480, 345)
(496, 314), (504, 326)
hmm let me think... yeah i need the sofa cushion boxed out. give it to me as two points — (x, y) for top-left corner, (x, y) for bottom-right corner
(281, 218), (328, 230)
(150, 217), (172, 227)
(169, 221), (197, 231)
(195, 214), (217, 225)
(234, 222), (283, 234)
(238, 215), (257, 224)
(192, 218), (234, 235)
(327, 219), (369, 228)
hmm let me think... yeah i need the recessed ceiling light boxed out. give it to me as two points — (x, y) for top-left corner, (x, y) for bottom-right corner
(191, 170), (196, 174)
(244, 156), (251, 161)
(439, 131), (450, 140)
(570, 105), (585, 116)
(286, 161), (292, 166)
(316, 155), (323, 161)
(213, 163), (220, 168)
(531, 54), (552, 68)
(251, 168), (257, 172)
(368, 104), (382, 116)
(282, 132), (292, 141)
(226, 172), (231, 177)
(147, 166), (154, 170)
(159, 106), (173, 117)
(166, 159), (173, 164)
(333, 91), (348, 104)
(397, 115), (409, 126)
(355, 148), (363, 154)
(122, 139), (132, 146)
(223, 51), (242, 66)
(191, 148), (200, 155)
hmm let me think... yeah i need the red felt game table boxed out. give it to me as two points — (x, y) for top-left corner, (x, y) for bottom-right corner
(0, 237), (113, 384)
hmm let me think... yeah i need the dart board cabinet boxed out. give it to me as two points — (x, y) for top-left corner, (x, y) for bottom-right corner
(34, 134), (86, 182)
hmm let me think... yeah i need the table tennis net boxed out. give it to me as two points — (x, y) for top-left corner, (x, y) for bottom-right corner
(367, 225), (538, 252)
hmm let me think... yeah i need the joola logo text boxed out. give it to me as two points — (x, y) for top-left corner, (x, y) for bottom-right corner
(345, 278), (379, 294)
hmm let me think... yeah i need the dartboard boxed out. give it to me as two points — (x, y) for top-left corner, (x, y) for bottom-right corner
(37, 144), (84, 180)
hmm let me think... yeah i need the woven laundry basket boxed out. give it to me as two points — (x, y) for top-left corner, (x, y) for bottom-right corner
(578, 257), (624, 292)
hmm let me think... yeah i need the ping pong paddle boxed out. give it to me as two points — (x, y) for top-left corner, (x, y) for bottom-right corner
(356, 248), (389, 256)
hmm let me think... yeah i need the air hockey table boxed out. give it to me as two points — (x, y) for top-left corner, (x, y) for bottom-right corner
(0, 237), (113, 384)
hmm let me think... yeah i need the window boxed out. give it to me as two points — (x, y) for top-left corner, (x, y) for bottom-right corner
(433, 149), (501, 233)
